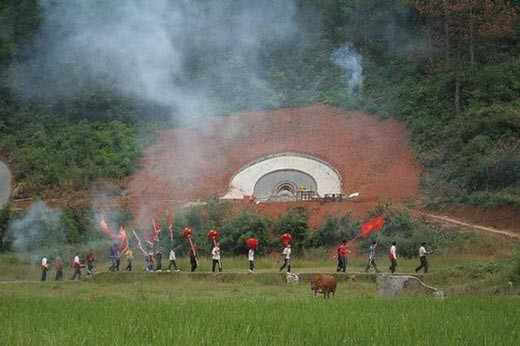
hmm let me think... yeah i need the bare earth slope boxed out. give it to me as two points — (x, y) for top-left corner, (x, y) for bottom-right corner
(127, 105), (421, 226)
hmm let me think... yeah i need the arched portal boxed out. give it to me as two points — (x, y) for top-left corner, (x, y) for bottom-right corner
(222, 153), (342, 200)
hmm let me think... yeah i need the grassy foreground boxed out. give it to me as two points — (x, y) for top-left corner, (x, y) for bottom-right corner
(1, 275), (519, 345)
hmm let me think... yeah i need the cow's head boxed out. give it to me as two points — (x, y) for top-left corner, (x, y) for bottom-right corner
(309, 275), (322, 291)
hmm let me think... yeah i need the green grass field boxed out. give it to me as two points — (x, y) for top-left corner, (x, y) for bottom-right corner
(0, 275), (519, 345)
(1, 245), (519, 345)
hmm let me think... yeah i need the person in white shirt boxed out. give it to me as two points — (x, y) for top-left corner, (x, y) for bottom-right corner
(168, 247), (180, 272)
(415, 242), (431, 273)
(70, 252), (81, 280)
(248, 248), (255, 273)
(389, 242), (397, 273)
(211, 243), (222, 272)
(41, 256), (48, 282)
(279, 244), (291, 273)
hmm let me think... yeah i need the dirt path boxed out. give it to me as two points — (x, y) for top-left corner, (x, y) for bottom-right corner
(411, 210), (520, 239)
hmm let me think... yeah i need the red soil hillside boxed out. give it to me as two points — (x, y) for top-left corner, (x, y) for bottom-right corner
(126, 105), (422, 227)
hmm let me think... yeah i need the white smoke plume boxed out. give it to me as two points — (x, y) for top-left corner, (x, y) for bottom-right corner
(3, 201), (66, 263)
(331, 43), (363, 92)
(9, 0), (300, 123)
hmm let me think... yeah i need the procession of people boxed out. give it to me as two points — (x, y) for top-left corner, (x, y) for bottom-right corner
(38, 239), (432, 281)
(38, 213), (435, 281)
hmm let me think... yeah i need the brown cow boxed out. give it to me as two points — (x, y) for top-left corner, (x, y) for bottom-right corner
(309, 274), (337, 299)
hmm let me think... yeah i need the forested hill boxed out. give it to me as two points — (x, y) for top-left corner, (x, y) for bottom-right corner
(0, 0), (519, 207)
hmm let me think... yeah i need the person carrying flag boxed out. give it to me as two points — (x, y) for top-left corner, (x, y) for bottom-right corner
(336, 240), (351, 273)
(279, 244), (292, 273)
(125, 249), (133, 271)
(211, 242), (222, 272)
(155, 246), (163, 272)
(70, 252), (81, 280)
(41, 256), (49, 282)
(109, 244), (118, 272)
(145, 252), (154, 272)
(86, 249), (95, 276)
(189, 247), (198, 272)
(115, 248), (121, 271)
(55, 254), (63, 281)
(248, 248), (255, 273)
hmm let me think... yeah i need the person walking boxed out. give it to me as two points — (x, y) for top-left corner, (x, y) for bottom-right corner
(248, 248), (255, 273)
(55, 255), (63, 281)
(189, 247), (198, 272)
(109, 244), (118, 272)
(389, 242), (397, 274)
(336, 240), (351, 272)
(41, 256), (49, 282)
(70, 252), (81, 280)
(155, 247), (163, 272)
(115, 248), (121, 271)
(279, 244), (291, 273)
(365, 241), (380, 273)
(415, 242), (431, 273)
(145, 252), (154, 272)
(211, 242), (222, 272)
(125, 249), (133, 271)
(168, 247), (180, 272)
(86, 249), (95, 277)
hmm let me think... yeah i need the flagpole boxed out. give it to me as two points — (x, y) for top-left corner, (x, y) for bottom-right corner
(188, 237), (199, 266)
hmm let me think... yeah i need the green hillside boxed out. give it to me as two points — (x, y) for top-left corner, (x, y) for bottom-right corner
(0, 0), (519, 206)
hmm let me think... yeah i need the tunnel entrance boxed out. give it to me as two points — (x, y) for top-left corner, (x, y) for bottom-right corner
(223, 153), (342, 200)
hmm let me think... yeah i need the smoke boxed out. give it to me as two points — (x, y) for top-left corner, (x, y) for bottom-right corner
(331, 43), (363, 92)
(9, 0), (300, 123)
(3, 201), (66, 263)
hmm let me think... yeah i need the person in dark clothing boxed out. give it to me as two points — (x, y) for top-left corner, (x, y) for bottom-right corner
(155, 247), (163, 271)
(115, 249), (121, 271)
(109, 245), (117, 272)
(189, 247), (198, 272)
(125, 249), (133, 271)
(41, 256), (49, 282)
(55, 255), (63, 281)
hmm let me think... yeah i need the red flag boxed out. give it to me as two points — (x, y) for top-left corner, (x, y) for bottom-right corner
(152, 219), (161, 237)
(117, 226), (129, 254)
(142, 229), (154, 246)
(166, 213), (173, 241)
(99, 217), (117, 240)
(360, 215), (385, 238)
(132, 230), (147, 255)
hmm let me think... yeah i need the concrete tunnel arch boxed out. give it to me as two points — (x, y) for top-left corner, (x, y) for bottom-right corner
(222, 153), (342, 200)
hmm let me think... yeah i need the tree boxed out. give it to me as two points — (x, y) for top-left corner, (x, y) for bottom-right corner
(414, 0), (517, 113)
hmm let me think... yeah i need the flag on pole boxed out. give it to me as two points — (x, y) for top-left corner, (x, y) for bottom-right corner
(167, 213), (173, 241)
(360, 215), (385, 238)
(152, 219), (161, 240)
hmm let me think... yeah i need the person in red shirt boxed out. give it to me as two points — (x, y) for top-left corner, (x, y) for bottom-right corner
(86, 250), (95, 276)
(336, 240), (351, 273)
